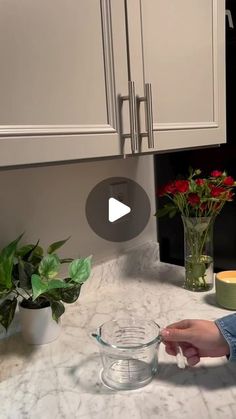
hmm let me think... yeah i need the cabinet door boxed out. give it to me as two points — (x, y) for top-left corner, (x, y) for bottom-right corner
(0, 0), (129, 167)
(126, 0), (226, 153)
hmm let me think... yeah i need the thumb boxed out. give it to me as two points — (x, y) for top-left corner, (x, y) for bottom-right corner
(161, 327), (192, 343)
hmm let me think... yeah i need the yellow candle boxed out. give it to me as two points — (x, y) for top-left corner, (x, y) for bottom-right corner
(217, 270), (236, 283)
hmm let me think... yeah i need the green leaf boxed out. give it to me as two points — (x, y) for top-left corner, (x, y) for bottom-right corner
(169, 208), (177, 218)
(188, 166), (194, 177)
(59, 282), (82, 303)
(191, 263), (206, 280)
(51, 301), (65, 322)
(16, 244), (36, 258)
(0, 285), (12, 299)
(28, 248), (44, 268)
(32, 274), (72, 300)
(43, 289), (62, 301)
(16, 241), (43, 261)
(16, 260), (35, 289)
(62, 284), (81, 303)
(0, 233), (23, 289)
(47, 237), (70, 254)
(0, 298), (17, 331)
(44, 282), (82, 303)
(69, 257), (92, 284)
(31, 274), (47, 300)
(156, 204), (177, 218)
(38, 254), (60, 279)
(189, 179), (197, 192)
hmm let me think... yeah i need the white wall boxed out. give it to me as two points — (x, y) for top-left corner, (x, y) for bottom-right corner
(0, 155), (157, 264)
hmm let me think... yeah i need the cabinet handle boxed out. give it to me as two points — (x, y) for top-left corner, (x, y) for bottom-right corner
(145, 83), (154, 149)
(139, 83), (154, 149)
(120, 81), (138, 153)
(128, 81), (138, 152)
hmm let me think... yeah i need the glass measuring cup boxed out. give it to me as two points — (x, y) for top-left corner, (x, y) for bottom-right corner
(91, 318), (185, 391)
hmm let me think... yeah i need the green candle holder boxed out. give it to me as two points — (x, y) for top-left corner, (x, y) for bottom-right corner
(215, 271), (236, 310)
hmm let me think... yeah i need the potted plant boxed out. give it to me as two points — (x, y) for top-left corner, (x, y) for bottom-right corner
(0, 235), (91, 344)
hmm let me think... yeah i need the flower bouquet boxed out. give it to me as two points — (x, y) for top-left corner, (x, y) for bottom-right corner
(157, 169), (236, 291)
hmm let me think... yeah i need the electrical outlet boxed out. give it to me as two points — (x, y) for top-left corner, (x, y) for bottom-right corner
(109, 181), (129, 205)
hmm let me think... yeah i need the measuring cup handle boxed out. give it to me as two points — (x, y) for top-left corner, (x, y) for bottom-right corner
(90, 331), (100, 343)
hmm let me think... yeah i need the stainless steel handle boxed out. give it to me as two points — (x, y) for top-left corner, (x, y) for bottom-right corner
(120, 81), (138, 153)
(128, 81), (138, 152)
(138, 83), (154, 149)
(145, 83), (154, 149)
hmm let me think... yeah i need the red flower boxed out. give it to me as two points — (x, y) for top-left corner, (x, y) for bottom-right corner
(158, 181), (176, 197)
(200, 202), (208, 212)
(175, 180), (189, 193)
(157, 168), (236, 219)
(165, 182), (177, 194)
(223, 176), (234, 186)
(211, 170), (222, 177)
(210, 186), (226, 197)
(226, 191), (234, 201)
(188, 193), (200, 206)
(195, 178), (205, 186)
(158, 185), (166, 197)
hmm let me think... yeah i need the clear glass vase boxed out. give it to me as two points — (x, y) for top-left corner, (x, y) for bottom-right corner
(182, 216), (214, 292)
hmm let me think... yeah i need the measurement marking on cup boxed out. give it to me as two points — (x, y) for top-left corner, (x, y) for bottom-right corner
(108, 359), (152, 383)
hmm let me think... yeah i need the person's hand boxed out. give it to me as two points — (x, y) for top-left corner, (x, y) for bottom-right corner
(161, 319), (230, 366)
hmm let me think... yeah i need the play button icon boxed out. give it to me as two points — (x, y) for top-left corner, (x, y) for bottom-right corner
(85, 177), (151, 242)
(108, 198), (131, 222)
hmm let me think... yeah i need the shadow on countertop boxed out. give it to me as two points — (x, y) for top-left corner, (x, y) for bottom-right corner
(121, 261), (185, 289)
(0, 332), (38, 358)
(0, 333), (39, 384)
(203, 293), (219, 307)
(0, 311), (35, 358)
(68, 354), (236, 394)
(155, 361), (236, 389)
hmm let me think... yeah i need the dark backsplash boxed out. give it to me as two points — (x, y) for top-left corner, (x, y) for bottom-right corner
(155, 2), (236, 272)
(155, 147), (236, 272)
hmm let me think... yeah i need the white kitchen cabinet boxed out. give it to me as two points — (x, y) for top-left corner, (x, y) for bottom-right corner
(126, 0), (226, 153)
(0, 0), (131, 167)
(0, 0), (226, 167)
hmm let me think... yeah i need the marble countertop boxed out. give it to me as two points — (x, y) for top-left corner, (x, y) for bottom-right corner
(1, 242), (236, 419)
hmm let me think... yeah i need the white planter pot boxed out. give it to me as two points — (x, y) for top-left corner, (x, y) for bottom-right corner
(19, 304), (61, 345)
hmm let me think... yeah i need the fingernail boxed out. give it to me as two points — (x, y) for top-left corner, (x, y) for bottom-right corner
(161, 328), (170, 337)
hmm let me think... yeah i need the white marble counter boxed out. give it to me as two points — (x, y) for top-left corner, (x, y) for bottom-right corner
(1, 242), (236, 419)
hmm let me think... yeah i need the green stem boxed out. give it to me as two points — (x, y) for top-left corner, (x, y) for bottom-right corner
(183, 217), (213, 291)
